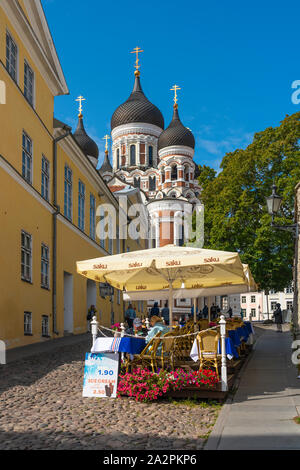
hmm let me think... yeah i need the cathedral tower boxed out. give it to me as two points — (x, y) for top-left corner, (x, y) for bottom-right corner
(110, 48), (164, 197)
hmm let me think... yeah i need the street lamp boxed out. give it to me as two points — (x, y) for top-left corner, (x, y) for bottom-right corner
(266, 184), (283, 222)
(265, 184), (300, 343)
(266, 184), (298, 236)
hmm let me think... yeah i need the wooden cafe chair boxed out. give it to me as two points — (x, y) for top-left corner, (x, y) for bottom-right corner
(196, 330), (221, 379)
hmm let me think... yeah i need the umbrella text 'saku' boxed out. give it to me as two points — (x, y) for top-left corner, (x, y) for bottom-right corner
(77, 245), (256, 326)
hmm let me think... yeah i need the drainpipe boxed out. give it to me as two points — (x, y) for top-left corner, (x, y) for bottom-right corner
(52, 126), (72, 336)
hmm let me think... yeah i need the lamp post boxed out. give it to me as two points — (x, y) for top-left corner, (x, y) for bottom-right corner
(266, 184), (299, 337)
(266, 184), (298, 236)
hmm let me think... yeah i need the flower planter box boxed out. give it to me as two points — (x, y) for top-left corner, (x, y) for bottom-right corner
(165, 375), (234, 400)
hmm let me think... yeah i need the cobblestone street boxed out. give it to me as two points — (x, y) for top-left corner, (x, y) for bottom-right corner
(0, 338), (220, 450)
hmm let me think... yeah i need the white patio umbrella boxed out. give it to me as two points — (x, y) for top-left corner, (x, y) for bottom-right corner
(77, 245), (251, 326)
(123, 265), (256, 322)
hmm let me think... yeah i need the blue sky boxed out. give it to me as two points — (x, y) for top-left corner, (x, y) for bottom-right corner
(43, 0), (300, 170)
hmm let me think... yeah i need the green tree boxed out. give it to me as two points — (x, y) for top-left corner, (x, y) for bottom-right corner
(198, 112), (300, 292)
(196, 164), (217, 189)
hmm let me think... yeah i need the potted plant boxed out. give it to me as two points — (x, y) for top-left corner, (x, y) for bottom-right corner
(111, 323), (122, 337)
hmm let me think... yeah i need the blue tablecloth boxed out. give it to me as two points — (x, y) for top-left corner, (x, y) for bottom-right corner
(91, 336), (145, 355)
(218, 338), (239, 359)
(227, 323), (253, 348)
(117, 337), (146, 355)
(227, 329), (242, 348)
(236, 326), (249, 343)
(243, 321), (254, 335)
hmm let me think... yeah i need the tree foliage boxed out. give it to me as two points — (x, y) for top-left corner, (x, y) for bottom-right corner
(196, 112), (300, 292)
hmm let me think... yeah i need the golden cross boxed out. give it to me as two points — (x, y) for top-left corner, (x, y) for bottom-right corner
(103, 135), (110, 152)
(170, 85), (181, 105)
(76, 95), (86, 116)
(131, 47), (144, 71)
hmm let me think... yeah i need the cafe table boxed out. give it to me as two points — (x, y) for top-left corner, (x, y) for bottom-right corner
(91, 336), (146, 355)
(190, 336), (239, 362)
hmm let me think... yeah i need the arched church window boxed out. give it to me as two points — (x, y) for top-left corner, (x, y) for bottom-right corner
(171, 165), (177, 181)
(130, 145), (136, 166)
(134, 177), (140, 189)
(117, 149), (120, 169)
(149, 175), (156, 191)
(149, 146), (153, 167)
(161, 169), (165, 184)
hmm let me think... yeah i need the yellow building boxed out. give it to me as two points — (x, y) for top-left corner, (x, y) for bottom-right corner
(0, 0), (146, 350)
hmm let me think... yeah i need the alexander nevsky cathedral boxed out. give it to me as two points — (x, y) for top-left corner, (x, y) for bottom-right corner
(72, 48), (203, 250)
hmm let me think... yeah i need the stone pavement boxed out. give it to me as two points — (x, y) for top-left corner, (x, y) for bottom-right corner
(0, 335), (220, 450)
(206, 323), (300, 450)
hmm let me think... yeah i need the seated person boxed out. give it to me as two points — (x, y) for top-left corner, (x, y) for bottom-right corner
(145, 316), (169, 353)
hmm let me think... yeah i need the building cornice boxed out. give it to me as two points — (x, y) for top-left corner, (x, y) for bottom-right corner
(111, 122), (163, 140)
(158, 145), (194, 159)
(0, 152), (55, 213)
(57, 214), (108, 256)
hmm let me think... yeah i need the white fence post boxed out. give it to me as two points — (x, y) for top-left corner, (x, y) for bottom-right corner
(0, 340), (6, 365)
(219, 315), (228, 392)
(120, 323), (125, 361)
(91, 316), (99, 348)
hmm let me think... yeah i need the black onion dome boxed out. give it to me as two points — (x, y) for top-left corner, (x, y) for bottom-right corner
(158, 106), (195, 151)
(111, 75), (164, 131)
(73, 116), (99, 159)
(99, 152), (113, 175)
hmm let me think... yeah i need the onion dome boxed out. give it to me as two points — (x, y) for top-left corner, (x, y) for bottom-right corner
(73, 115), (99, 159)
(99, 150), (113, 176)
(158, 105), (195, 151)
(111, 73), (164, 131)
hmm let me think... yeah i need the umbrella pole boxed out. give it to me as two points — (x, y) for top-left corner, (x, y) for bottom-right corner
(169, 284), (173, 327)
(193, 298), (197, 324)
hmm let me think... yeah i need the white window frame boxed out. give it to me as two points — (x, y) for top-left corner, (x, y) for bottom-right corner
(22, 131), (33, 184)
(41, 155), (50, 201)
(116, 226), (120, 254)
(24, 312), (32, 335)
(99, 206), (105, 249)
(251, 308), (256, 317)
(6, 30), (18, 83)
(78, 180), (85, 231)
(271, 301), (277, 311)
(251, 295), (256, 303)
(64, 165), (73, 221)
(42, 315), (49, 337)
(241, 296), (246, 304)
(24, 59), (35, 107)
(41, 244), (49, 289)
(90, 193), (96, 240)
(21, 230), (32, 283)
